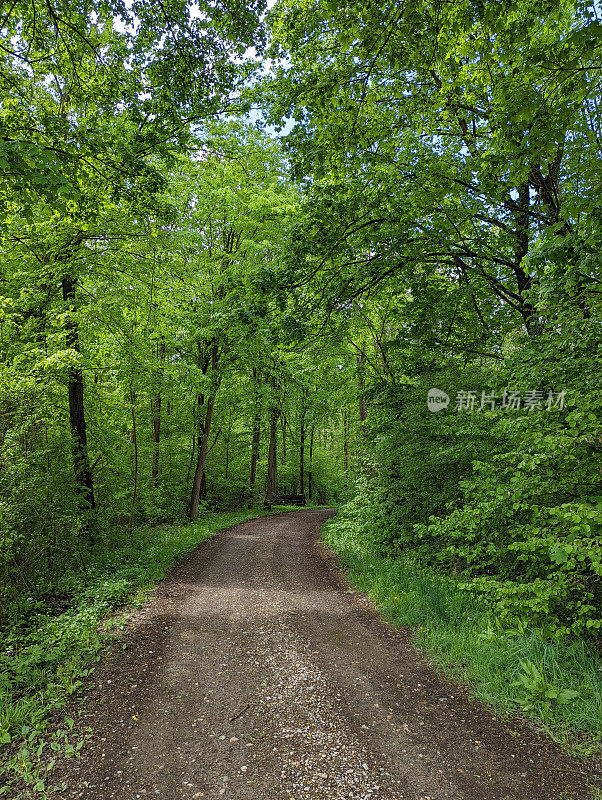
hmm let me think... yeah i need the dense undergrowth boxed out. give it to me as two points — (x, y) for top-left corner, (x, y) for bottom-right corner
(0, 506), (297, 798)
(323, 507), (602, 753)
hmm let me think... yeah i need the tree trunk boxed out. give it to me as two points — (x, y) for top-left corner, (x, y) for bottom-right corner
(265, 374), (279, 502)
(190, 391), (217, 520)
(151, 338), (165, 489)
(513, 182), (544, 336)
(186, 422), (196, 490)
(266, 408), (279, 501)
(190, 342), (220, 521)
(299, 389), (307, 496)
(281, 415), (287, 493)
(343, 408), (349, 490)
(357, 347), (368, 431)
(224, 408), (232, 481)
(249, 367), (261, 490)
(250, 413), (261, 490)
(128, 377), (138, 535)
(62, 275), (95, 520)
(308, 425), (315, 502)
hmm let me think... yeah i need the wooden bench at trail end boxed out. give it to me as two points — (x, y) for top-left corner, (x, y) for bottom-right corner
(265, 494), (307, 508)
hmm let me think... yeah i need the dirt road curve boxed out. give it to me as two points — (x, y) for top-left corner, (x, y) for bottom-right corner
(52, 510), (596, 800)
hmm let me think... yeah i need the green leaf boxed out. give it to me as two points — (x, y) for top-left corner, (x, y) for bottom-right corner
(556, 689), (579, 704)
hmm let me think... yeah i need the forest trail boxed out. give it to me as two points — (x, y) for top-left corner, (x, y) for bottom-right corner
(53, 510), (594, 800)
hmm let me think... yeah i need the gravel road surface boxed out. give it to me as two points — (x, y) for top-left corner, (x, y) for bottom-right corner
(50, 510), (596, 800)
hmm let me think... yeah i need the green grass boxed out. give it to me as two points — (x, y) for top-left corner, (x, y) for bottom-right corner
(322, 512), (602, 752)
(0, 506), (297, 797)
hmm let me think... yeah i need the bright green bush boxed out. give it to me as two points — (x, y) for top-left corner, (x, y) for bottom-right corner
(349, 321), (602, 640)
(346, 363), (500, 555)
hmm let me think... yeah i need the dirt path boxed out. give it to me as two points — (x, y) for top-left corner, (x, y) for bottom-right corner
(51, 510), (596, 800)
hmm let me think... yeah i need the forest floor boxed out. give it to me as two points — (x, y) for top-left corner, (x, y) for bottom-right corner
(45, 509), (598, 800)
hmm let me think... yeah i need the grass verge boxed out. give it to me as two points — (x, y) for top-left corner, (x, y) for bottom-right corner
(0, 506), (298, 798)
(322, 510), (602, 758)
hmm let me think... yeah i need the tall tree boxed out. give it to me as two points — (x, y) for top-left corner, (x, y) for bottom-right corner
(265, 368), (281, 502)
(156, 123), (298, 517)
(249, 365), (263, 492)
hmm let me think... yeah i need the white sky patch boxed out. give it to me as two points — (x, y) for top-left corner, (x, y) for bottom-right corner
(109, 0), (294, 139)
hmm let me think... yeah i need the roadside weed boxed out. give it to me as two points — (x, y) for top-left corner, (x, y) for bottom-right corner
(512, 658), (579, 711)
